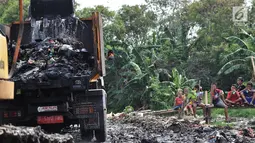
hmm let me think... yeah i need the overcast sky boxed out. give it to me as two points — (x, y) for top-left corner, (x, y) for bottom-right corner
(75, 0), (146, 10)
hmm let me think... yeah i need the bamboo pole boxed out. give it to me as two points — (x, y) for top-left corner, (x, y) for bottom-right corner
(205, 91), (208, 105)
(251, 56), (255, 81)
(8, 0), (24, 78)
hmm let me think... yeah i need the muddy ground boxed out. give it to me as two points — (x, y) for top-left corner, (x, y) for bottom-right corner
(0, 114), (255, 143)
(72, 113), (255, 143)
(104, 115), (255, 143)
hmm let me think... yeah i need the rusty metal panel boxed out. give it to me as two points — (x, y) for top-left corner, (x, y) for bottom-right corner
(98, 13), (106, 76)
(10, 23), (32, 44)
(30, 0), (74, 20)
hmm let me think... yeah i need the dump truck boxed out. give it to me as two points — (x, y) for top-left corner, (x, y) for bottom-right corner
(0, 0), (107, 142)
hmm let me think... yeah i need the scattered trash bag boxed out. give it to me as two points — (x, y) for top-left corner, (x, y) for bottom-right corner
(208, 131), (229, 143)
(239, 128), (255, 138)
(169, 122), (182, 133)
(0, 125), (74, 143)
(9, 37), (93, 82)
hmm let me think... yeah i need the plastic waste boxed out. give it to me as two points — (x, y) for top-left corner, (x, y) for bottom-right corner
(9, 37), (91, 82)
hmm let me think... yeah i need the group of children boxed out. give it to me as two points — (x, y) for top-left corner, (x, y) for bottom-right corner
(173, 77), (255, 122)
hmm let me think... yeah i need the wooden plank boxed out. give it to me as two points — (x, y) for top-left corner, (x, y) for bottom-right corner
(153, 110), (177, 114)
(0, 80), (14, 99)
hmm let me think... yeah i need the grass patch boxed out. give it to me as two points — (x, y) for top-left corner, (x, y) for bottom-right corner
(212, 121), (234, 128)
(197, 108), (255, 118)
(212, 108), (255, 118)
(200, 92), (255, 118)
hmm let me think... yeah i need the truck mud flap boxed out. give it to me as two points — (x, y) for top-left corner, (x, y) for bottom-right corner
(74, 89), (106, 130)
(74, 103), (100, 129)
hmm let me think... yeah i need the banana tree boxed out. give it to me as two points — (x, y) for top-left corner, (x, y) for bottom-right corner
(148, 68), (197, 110)
(224, 29), (255, 50)
(105, 43), (197, 111)
(218, 30), (255, 80)
(218, 50), (255, 80)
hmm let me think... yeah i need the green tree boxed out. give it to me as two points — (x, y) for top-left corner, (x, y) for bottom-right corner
(116, 5), (157, 46)
(186, 0), (244, 52)
(0, 0), (30, 24)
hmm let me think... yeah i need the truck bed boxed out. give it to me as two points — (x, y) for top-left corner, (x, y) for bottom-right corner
(9, 13), (105, 83)
(14, 75), (90, 90)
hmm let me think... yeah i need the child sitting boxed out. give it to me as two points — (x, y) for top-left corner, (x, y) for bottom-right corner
(240, 82), (255, 106)
(183, 87), (194, 116)
(173, 89), (184, 110)
(225, 84), (242, 106)
(193, 85), (206, 118)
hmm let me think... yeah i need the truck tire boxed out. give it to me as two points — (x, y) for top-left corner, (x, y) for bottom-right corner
(42, 124), (64, 133)
(95, 106), (107, 142)
(95, 128), (106, 142)
(80, 119), (93, 141)
(0, 110), (3, 125)
(81, 129), (94, 141)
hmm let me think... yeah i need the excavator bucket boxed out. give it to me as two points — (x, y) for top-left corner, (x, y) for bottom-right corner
(0, 26), (14, 100)
(30, 0), (75, 20)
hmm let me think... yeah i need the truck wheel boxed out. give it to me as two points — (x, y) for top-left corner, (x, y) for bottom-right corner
(95, 129), (106, 142)
(42, 124), (64, 133)
(0, 111), (3, 125)
(80, 119), (93, 141)
(80, 129), (94, 141)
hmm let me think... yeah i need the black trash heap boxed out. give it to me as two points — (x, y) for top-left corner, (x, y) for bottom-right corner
(9, 37), (95, 83)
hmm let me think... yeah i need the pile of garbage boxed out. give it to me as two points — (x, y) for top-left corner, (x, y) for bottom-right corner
(9, 37), (94, 83)
(0, 125), (74, 143)
(106, 114), (255, 143)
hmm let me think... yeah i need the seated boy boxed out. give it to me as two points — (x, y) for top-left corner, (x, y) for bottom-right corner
(173, 89), (184, 110)
(236, 77), (246, 92)
(240, 82), (255, 106)
(210, 83), (229, 122)
(225, 84), (242, 106)
(193, 85), (206, 118)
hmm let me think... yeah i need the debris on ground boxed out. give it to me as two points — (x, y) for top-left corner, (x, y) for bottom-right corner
(103, 112), (255, 143)
(1, 112), (254, 142)
(0, 125), (74, 143)
(239, 127), (255, 138)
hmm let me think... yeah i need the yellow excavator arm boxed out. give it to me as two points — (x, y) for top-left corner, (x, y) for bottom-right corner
(0, 0), (23, 100)
(0, 32), (8, 79)
(0, 30), (14, 99)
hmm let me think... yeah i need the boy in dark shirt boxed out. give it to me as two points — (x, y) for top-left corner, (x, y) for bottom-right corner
(240, 82), (255, 105)
(237, 77), (246, 92)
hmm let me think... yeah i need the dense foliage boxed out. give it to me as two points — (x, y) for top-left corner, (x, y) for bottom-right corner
(2, 0), (255, 112)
